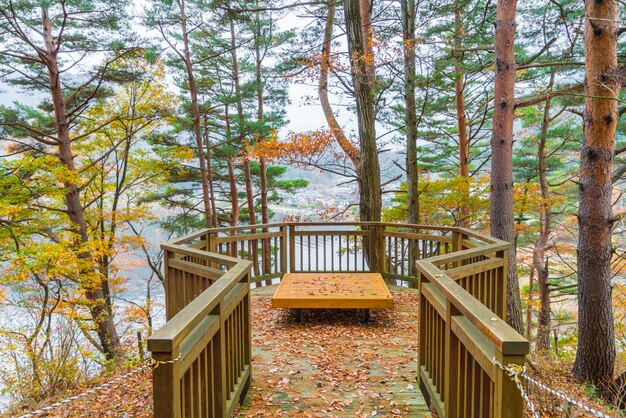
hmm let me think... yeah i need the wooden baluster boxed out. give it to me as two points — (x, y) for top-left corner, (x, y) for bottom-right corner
(244, 271), (252, 367)
(194, 358), (201, 418)
(300, 235), (304, 271)
(439, 310), (444, 391)
(344, 235), (348, 271)
(394, 236), (399, 274)
(233, 301), (237, 375)
(433, 306), (438, 387)
(417, 271), (431, 407)
(353, 235), (357, 271)
(200, 345), (208, 417)
(331, 236), (335, 271)
(400, 238), (405, 276)
(181, 270), (187, 314)
(272, 236), (277, 275)
(459, 345), (471, 417)
(408, 239), (413, 280)
(386, 236), (391, 274)
(288, 225), (295, 273)
(214, 300), (227, 417)
(444, 301), (460, 417)
(164, 249), (174, 320)
(239, 301), (244, 378)
(362, 233), (366, 271)
(225, 316), (230, 397)
(496, 249), (508, 320)
(374, 225), (382, 274)
(315, 235), (319, 271)
(338, 237), (343, 271)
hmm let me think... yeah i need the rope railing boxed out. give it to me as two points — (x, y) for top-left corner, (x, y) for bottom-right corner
(494, 359), (612, 418)
(17, 355), (181, 418)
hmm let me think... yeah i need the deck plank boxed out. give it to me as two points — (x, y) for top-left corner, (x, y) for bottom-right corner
(271, 273), (394, 310)
(236, 285), (431, 417)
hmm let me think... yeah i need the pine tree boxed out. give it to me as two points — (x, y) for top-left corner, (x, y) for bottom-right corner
(573, 0), (620, 388)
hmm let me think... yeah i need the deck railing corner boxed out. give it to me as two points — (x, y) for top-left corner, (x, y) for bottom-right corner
(149, 222), (529, 418)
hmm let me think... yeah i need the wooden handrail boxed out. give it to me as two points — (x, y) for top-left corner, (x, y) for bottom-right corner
(423, 242), (509, 266)
(418, 259), (527, 355)
(148, 261), (251, 353)
(161, 242), (242, 266)
(150, 221), (528, 418)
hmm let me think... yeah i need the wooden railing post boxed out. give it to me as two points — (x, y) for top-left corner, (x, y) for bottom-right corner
(288, 224), (296, 273)
(206, 231), (217, 269)
(367, 225), (375, 272)
(494, 350), (525, 418)
(452, 230), (460, 252)
(280, 225), (288, 276)
(444, 301), (460, 417)
(451, 228), (467, 267)
(214, 300), (228, 417)
(417, 269), (427, 398)
(152, 348), (181, 418)
(243, 270), (252, 383)
(451, 230), (460, 269)
(376, 224), (386, 274)
(163, 248), (175, 321)
(496, 248), (508, 321)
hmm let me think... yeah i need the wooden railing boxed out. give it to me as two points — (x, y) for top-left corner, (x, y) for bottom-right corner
(148, 239), (252, 418)
(416, 228), (529, 418)
(148, 222), (529, 418)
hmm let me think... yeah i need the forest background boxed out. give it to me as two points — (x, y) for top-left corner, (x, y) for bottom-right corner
(0, 0), (624, 414)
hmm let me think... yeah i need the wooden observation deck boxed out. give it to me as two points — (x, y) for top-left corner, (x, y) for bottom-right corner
(148, 222), (529, 418)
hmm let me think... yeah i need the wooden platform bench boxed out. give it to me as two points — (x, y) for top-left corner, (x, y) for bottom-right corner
(271, 272), (393, 321)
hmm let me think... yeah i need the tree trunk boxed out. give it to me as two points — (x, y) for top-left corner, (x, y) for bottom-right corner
(254, 11), (272, 282)
(534, 73), (554, 352)
(319, 0), (367, 230)
(227, 155), (240, 227)
(254, 9), (269, 228)
(178, 0), (213, 227)
(490, 0), (523, 333)
(203, 117), (218, 227)
(573, 0), (618, 386)
(41, 8), (122, 361)
(243, 159), (257, 225)
(319, 0), (361, 167)
(343, 0), (382, 225)
(225, 104), (240, 231)
(526, 267), (534, 341)
(401, 0), (419, 225)
(454, 1), (470, 227)
(229, 15), (256, 227)
(230, 15), (259, 275)
(259, 160), (269, 224)
(359, 0), (375, 86)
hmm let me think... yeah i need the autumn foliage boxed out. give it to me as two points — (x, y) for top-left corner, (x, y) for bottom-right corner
(247, 129), (334, 164)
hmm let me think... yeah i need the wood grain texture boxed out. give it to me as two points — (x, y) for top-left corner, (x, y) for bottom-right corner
(271, 273), (393, 309)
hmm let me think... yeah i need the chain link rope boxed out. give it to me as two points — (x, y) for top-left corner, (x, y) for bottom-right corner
(18, 355), (611, 417)
(494, 359), (611, 418)
(18, 354), (181, 418)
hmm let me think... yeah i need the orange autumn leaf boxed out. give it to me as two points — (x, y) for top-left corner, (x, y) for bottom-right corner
(247, 129), (333, 163)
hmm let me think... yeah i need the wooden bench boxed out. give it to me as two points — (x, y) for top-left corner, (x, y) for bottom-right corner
(272, 272), (393, 321)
